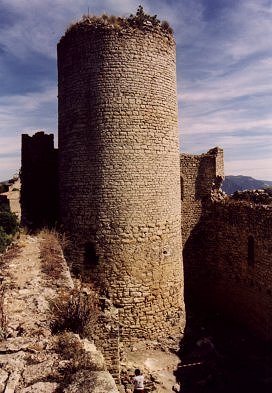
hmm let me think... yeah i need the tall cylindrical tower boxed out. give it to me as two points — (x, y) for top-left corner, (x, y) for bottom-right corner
(58, 17), (185, 340)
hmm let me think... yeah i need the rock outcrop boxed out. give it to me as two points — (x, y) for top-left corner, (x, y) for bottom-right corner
(0, 234), (118, 393)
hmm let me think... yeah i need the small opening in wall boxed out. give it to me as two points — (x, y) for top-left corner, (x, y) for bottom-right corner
(180, 176), (184, 200)
(84, 242), (99, 267)
(248, 235), (255, 266)
(162, 248), (171, 257)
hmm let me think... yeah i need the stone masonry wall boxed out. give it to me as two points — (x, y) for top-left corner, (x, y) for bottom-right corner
(58, 25), (185, 341)
(186, 200), (272, 340)
(180, 147), (224, 245)
(21, 132), (58, 229)
(181, 147), (272, 339)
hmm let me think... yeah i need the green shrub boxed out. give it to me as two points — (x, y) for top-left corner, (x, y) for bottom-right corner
(0, 227), (11, 254)
(0, 211), (18, 235)
(65, 6), (173, 37)
(128, 5), (160, 28)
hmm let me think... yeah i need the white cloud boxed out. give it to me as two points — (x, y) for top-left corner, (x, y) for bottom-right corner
(222, 1), (272, 61)
(225, 158), (272, 180)
(179, 57), (272, 106)
(0, 0), (271, 180)
(177, 0), (272, 180)
(0, 136), (20, 156)
(0, 84), (57, 180)
(0, 85), (57, 133)
(0, 156), (20, 180)
(0, 0), (151, 59)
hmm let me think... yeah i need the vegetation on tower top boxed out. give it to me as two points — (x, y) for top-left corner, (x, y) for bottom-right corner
(64, 5), (173, 38)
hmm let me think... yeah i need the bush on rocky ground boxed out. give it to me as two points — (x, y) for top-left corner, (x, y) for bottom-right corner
(39, 228), (69, 280)
(0, 227), (10, 254)
(49, 282), (99, 336)
(0, 208), (19, 254)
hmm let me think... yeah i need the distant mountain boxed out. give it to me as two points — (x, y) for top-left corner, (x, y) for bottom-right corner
(222, 175), (272, 194)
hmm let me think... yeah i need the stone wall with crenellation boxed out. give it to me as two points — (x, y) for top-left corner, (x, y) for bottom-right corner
(180, 147), (224, 245)
(181, 146), (272, 340)
(21, 132), (58, 229)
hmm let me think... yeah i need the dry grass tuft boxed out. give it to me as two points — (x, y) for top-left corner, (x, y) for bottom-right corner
(0, 241), (21, 340)
(64, 6), (174, 38)
(49, 281), (99, 336)
(39, 229), (69, 281)
(0, 284), (7, 340)
(0, 243), (21, 265)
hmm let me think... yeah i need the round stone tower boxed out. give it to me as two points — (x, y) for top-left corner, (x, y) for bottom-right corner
(58, 16), (185, 340)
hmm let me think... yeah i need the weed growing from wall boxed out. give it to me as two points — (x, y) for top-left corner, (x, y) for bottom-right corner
(65, 5), (173, 37)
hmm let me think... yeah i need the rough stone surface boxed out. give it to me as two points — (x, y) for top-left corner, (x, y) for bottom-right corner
(20, 382), (58, 393)
(81, 338), (106, 371)
(187, 200), (272, 340)
(3, 371), (21, 393)
(181, 148), (272, 340)
(64, 370), (119, 393)
(0, 234), (119, 392)
(58, 24), (185, 342)
(180, 147), (224, 245)
(231, 188), (272, 204)
(0, 369), (8, 392)
(120, 340), (181, 392)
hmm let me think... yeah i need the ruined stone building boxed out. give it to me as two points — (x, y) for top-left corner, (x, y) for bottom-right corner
(21, 132), (58, 229)
(180, 148), (272, 341)
(21, 10), (272, 362)
(22, 14), (185, 349)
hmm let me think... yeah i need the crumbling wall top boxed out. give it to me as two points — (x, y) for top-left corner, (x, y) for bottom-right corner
(60, 6), (174, 44)
(227, 189), (272, 206)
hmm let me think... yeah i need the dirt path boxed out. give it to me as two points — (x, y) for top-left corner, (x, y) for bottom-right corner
(3, 234), (56, 337)
(0, 234), (118, 393)
(0, 234), (72, 393)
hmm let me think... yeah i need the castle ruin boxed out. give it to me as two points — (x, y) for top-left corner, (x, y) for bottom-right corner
(20, 9), (272, 363)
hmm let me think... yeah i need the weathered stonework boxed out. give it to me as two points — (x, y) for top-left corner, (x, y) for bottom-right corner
(19, 9), (272, 361)
(21, 132), (58, 229)
(181, 148), (272, 340)
(198, 200), (272, 340)
(180, 147), (224, 244)
(57, 24), (185, 341)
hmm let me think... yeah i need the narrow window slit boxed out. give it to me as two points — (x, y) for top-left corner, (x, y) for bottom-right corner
(84, 242), (99, 267)
(248, 235), (255, 266)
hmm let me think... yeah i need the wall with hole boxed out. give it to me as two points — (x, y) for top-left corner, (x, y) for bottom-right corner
(184, 199), (272, 340)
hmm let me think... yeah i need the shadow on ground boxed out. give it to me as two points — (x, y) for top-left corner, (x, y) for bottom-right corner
(175, 307), (272, 393)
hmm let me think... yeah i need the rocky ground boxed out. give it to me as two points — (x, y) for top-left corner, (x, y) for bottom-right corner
(3, 179), (270, 392)
(0, 182), (182, 393)
(0, 233), (118, 393)
(0, 232), (183, 393)
(120, 340), (180, 392)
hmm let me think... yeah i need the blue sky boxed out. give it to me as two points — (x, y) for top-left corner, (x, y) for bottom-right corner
(0, 0), (271, 180)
